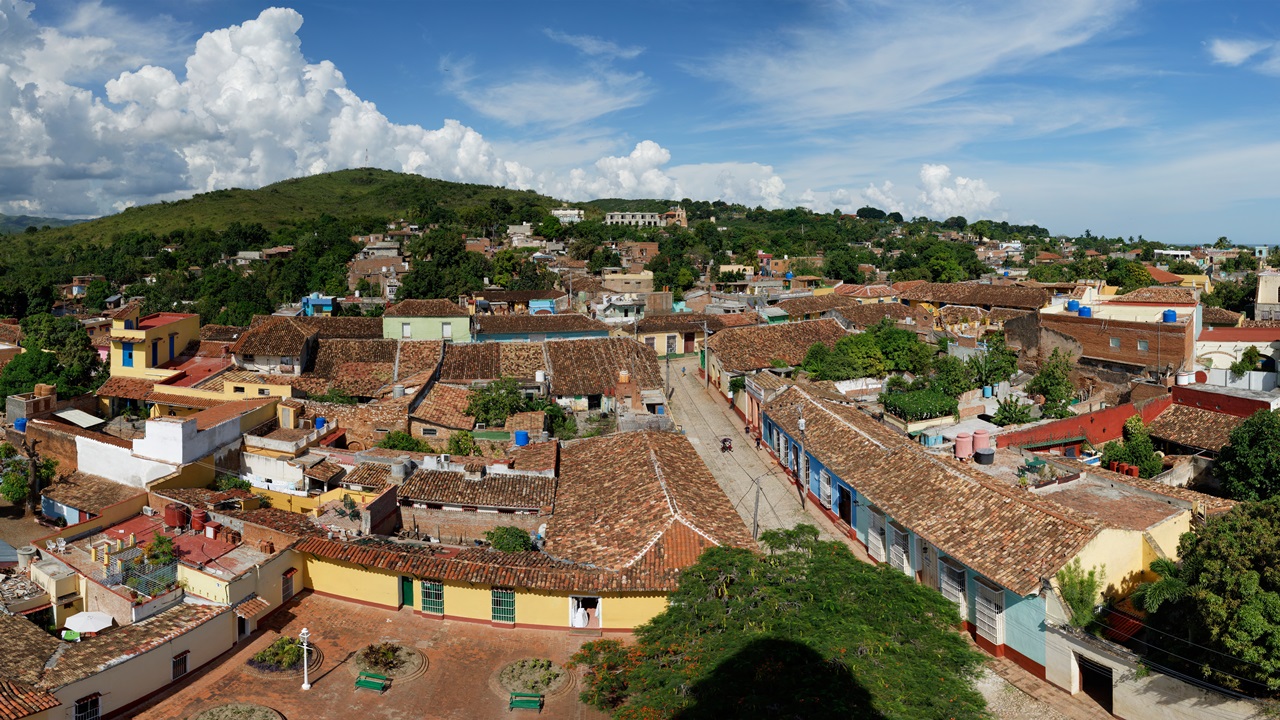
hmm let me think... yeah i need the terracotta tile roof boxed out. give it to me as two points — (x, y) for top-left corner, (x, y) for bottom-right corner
(548, 432), (755, 573)
(95, 375), (155, 400)
(833, 303), (915, 330)
(1147, 404), (1245, 453)
(476, 313), (608, 336)
(143, 391), (227, 409)
(774, 294), (862, 318)
(504, 411), (546, 434)
(1036, 251), (1064, 261)
(296, 536), (666, 592)
(410, 383), (474, 430)
(312, 339), (396, 376)
(42, 473), (144, 514)
(263, 315), (385, 340)
(216, 507), (329, 539)
(848, 284), (898, 298)
(506, 441), (559, 473)
(1109, 286), (1198, 305)
(766, 387), (1103, 595)
(330, 362), (397, 396)
(38, 604), (227, 689)
(153, 486), (256, 509)
(110, 301), (140, 320)
(1143, 265), (1185, 284)
(0, 323), (23, 346)
(897, 282), (1050, 310)
(892, 280), (928, 292)
(25, 419), (132, 449)
(1201, 306), (1242, 326)
(231, 316), (316, 356)
(0, 679), (59, 718)
(0, 615), (60, 685)
(634, 313), (720, 334)
(1039, 480), (1182, 532)
(233, 593), (271, 619)
(706, 319), (846, 373)
(199, 324), (246, 342)
(187, 397), (273, 431)
(304, 459), (344, 482)
(399, 469), (555, 510)
(342, 462), (393, 490)
(478, 290), (566, 303)
(988, 308), (1033, 323)
(385, 299), (469, 317)
(710, 312), (762, 328)
(545, 337), (662, 396)
(398, 340), (445, 376)
(440, 342), (501, 381)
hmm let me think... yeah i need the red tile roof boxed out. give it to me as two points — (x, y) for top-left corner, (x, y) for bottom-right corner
(706, 319), (847, 373)
(41, 473), (144, 514)
(1201, 306), (1242, 326)
(385, 299), (469, 317)
(548, 432), (755, 573)
(231, 316), (315, 356)
(774, 294), (862, 317)
(410, 383), (474, 430)
(897, 282), (1050, 309)
(399, 469), (555, 511)
(95, 375), (156, 400)
(1108, 286), (1198, 305)
(544, 337), (662, 396)
(1147, 404), (1245, 453)
(0, 680), (59, 718)
(189, 397), (274, 431)
(143, 391), (227, 409)
(1143, 264), (1185, 285)
(476, 313), (608, 336)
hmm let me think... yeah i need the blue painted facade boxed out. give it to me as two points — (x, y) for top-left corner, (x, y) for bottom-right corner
(761, 407), (1050, 671)
(300, 293), (336, 317)
(42, 496), (83, 526)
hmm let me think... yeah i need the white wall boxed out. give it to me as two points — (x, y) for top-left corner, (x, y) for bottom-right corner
(242, 452), (305, 493)
(77, 437), (176, 488)
(133, 415), (244, 466)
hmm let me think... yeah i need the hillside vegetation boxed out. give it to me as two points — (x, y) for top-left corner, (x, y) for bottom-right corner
(0, 214), (82, 235)
(18, 168), (566, 244)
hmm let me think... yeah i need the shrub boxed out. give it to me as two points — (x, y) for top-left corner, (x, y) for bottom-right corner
(1056, 558), (1106, 629)
(359, 642), (405, 673)
(250, 637), (303, 671)
(880, 389), (958, 422)
(487, 526), (533, 553)
(377, 431), (433, 453)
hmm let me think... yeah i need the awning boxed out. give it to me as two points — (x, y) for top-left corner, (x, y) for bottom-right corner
(52, 409), (105, 429)
(233, 593), (271, 619)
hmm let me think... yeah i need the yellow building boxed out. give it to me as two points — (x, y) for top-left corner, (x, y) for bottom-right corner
(107, 303), (201, 380)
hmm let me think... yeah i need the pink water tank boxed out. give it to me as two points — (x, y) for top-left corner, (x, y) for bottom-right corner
(973, 430), (991, 452)
(955, 432), (973, 460)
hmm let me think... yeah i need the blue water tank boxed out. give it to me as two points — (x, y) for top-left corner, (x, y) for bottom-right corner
(1078, 306), (1093, 318)
(515, 430), (530, 446)
(1066, 300), (1080, 312)
(785, 271), (794, 280)
(983, 385), (993, 398)
(656, 405), (665, 415)
(1003, 271), (1009, 277)
(1162, 309), (1177, 323)
(14, 418), (26, 433)
(315, 417), (327, 432)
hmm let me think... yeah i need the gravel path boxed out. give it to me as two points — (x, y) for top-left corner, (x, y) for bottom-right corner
(976, 666), (1070, 720)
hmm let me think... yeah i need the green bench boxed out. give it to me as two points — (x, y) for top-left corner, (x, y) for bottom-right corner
(356, 671), (390, 693)
(508, 692), (544, 712)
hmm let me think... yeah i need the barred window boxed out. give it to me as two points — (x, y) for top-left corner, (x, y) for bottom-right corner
(421, 580), (444, 615)
(491, 587), (515, 623)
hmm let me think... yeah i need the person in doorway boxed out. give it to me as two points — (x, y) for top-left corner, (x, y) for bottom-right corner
(755, 435), (761, 451)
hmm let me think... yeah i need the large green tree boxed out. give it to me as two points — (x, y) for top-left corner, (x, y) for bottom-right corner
(1027, 348), (1075, 418)
(1215, 410), (1280, 501)
(1143, 499), (1280, 693)
(570, 525), (987, 719)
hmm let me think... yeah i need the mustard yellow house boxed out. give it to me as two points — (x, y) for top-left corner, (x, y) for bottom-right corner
(108, 303), (200, 380)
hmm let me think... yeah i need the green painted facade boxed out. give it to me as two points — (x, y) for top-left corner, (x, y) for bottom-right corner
(382, 315), (472, 342)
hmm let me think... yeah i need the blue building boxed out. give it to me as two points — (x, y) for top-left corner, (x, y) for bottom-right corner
(759, 385), (1188, 682)
(300, 292), (336, 317)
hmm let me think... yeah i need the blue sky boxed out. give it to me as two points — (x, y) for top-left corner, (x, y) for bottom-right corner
(3, 0), (1280, 243)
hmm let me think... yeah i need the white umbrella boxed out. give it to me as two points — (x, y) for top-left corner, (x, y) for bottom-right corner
(64, 611), (114, 634)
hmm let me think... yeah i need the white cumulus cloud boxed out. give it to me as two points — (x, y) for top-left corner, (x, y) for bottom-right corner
(916, 164), (1000, 219)
(1207, 38), (1271, 66)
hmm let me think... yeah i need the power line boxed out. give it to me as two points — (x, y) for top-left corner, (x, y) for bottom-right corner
(1095, 606), (1274, 675)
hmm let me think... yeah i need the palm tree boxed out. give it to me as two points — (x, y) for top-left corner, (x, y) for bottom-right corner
(1131, 558), (1189, 613)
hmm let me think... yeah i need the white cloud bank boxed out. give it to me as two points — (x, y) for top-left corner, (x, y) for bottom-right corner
(0, 2), (1001, 222)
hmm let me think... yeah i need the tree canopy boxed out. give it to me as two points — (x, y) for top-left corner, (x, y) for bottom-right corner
(1026, 348), (1075, 418)
(1215, 410), (1280, 501)
(569, 525), (987, 719)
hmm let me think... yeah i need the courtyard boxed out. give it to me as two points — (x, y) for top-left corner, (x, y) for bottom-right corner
(133, 591), (609, 720)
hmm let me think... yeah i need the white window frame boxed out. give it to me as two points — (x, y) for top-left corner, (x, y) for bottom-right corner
(442, 322), (452, 340)
(867, 510), (886, 563)
(401, 322), (412, 339)
(939, 558), (967, 615)
(1109, 337), (1120, 348)
(819, 470), (832, 509)
(1138, 340), (1149, 352)
(889, 523), (911, 576)
(974, 578), (1005, 646)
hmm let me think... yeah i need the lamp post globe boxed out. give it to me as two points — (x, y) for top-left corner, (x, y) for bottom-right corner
(299, 627), (311, 690)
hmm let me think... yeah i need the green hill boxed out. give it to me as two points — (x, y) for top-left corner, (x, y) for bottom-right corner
(34, 168), (565, 244)
(581, 198), (676, 214)
(0, 214), (83, 235)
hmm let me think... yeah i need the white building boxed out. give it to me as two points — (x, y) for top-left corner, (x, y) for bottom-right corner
(605, 212), (662, 227)
(551, 207), (583, 224)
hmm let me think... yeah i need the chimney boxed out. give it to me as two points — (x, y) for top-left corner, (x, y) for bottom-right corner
(393, 385), (405, 398)
(618, 369), (631, 384)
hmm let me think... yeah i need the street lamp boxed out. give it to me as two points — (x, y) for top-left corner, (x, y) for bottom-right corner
(299, 627), (311, 690)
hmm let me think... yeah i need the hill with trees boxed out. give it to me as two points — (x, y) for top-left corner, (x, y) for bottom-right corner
(0, 213), (82, 235)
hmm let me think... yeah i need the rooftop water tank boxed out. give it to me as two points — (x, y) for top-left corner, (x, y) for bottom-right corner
(515, 430), (530, 446)
(974, 448), (995, 466)
(14, 418), (26, 433)
(1162, 309), (1177, 323)
(973, 429), (991, 451)
(1078, 306), (1093, 318)
(1176, 371), (1193, 386)
(785, 271), (794, 280)
(535, 370), (546, 383)
(315, 417), (327, 432)
(955, 432), (973, 460)
(1067, 299), (1080, 312)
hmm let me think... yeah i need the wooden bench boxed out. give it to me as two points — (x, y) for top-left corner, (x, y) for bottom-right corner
(508, 692), (544, 712)
(355, 671), (390, 693)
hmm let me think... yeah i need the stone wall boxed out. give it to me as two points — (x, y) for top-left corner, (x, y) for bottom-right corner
(398, 505), (543, 546)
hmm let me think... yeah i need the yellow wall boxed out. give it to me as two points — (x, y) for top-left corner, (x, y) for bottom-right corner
(35, 493), (148, 544)
(1068, 527), (1163, 602)
(148, 458), (215, 491)
(108, 314), (201, 379)
(178, 564), (233, 604)
(1144, 513), (1191, 565)
(599, 592), (668, 629)
(302, 553), (400, 608)
(443, 583), (492, 621)
(255, 486), (384, 515)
